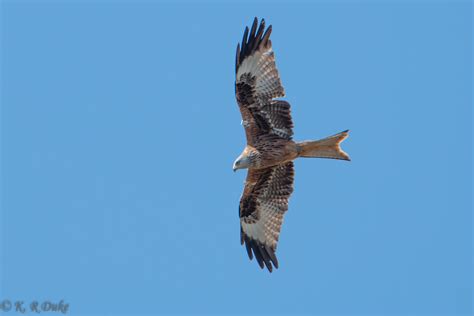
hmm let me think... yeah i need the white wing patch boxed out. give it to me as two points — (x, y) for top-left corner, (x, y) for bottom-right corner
(236, 48), (264, 79)
(236, 46), (285, 101)
(241, 204), (284, 251)
(241, 220), (265, 244)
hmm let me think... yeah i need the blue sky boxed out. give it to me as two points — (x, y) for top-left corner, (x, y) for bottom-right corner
(1, 1), (472, 315)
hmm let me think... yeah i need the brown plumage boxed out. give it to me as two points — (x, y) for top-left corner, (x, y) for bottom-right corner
(234, 18), (350, 272)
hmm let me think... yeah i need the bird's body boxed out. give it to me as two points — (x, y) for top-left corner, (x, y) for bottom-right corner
(234, 18), (350, 272)
(237, 137), (298, 170)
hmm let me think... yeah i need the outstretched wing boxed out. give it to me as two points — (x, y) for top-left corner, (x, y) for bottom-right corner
(235, 18), (294, 145)
(239, 161), (294, 272)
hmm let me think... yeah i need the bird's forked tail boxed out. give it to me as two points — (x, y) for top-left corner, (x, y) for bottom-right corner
(297, 130), (350, 161)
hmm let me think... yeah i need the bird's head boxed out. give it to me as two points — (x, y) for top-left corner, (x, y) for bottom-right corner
(233, 154), (250, 172)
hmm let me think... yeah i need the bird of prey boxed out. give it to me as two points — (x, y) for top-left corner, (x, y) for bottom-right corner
(234, 17), (350, 272)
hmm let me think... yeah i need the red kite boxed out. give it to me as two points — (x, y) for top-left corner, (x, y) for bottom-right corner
(234, 18), (350, 272)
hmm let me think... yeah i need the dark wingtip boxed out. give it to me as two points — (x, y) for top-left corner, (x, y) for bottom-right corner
(235, 43), (241, 73)
(265, 245), (279, 269)
(253, 248), (265, 269)
(241, 26), (249, 56)
(250, 17), (258, 35)
(242, 236), (279, 272)
(262, 25), (272, 47)
(243, 235), (253, 260)
(248, 239), (264, 269)
(236, 17), (272, 73)
(258, 245), (273, 272)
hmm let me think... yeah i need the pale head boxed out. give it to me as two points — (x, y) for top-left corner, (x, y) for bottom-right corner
(233, 153), (250, 172)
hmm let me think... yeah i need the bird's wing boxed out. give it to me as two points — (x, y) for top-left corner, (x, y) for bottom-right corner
(235, 18), (294, 146)
(239, 161), (294, 272)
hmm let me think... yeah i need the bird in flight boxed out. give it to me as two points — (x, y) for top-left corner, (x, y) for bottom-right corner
(234, 17), (350, 272)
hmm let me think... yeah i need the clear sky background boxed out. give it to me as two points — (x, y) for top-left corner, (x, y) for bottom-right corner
(1, 1), (472, 315)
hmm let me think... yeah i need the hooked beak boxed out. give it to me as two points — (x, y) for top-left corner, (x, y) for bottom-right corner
(233, 167), (237, 172)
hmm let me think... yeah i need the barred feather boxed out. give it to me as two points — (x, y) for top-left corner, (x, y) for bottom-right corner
(235, 18), (291, 145)
(239, 162), (294, 272)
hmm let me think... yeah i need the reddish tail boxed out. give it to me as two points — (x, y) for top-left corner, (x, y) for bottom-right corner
(297, 130), (350, 161)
